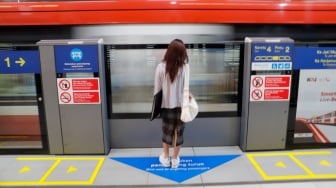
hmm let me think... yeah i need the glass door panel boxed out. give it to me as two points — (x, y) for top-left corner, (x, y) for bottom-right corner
(0, 74), (43, 149)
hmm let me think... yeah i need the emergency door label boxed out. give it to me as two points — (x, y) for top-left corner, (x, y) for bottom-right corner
(250, 75), (291, 101)
(57, 78), (100, 104)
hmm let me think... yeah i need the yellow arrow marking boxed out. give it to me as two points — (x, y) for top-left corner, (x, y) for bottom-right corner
(19, 166), (31, 173)
(67, 166), (78, 174)
(320, 160), (331, 167)
(15, 57), (25, 67)
(275, 161), (286, 168)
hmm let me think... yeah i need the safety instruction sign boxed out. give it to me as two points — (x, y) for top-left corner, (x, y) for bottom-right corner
(57, 78), (100, 104)
(112, 155), (240, 183)
(250, 75), (291, 101)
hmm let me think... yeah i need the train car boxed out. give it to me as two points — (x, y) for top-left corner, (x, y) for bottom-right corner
(309, 111), (336, 125)
(1, 0), (336, 154)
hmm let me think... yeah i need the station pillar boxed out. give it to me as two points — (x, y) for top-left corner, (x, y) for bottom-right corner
(38, 39), (110, 154)
(240, 37), (294, 151)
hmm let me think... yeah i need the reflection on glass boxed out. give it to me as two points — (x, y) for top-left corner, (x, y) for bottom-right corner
(108, 43), (240, 114)
(0, 74), (42, 149)
(0, 74), (36, 97)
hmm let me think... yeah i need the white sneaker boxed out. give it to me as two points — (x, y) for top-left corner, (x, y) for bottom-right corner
(171, 156), (180, 169)
(159, 154), (170, 167)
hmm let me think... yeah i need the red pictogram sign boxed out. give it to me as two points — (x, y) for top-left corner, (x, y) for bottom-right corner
(73, 92), (100, 103)
(58, 79), (71, 91)
(57, 78), (100, 104)
(265, 76), (290, 87)
(72, 79), (99, 90)
(250, 75), (291, 101)
(251, 89), (263, 100)
(60, 92), (72, 103)
(264, 89), (289, 100)
(252, 76), (263, 88)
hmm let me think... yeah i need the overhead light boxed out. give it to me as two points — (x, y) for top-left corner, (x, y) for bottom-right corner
(279, 3), (287, 7)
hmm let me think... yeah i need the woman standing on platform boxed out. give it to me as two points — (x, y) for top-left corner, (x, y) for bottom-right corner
(154, 39), (189, 169)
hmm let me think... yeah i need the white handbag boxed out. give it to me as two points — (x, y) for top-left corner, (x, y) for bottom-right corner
(180, 64), (198, 123)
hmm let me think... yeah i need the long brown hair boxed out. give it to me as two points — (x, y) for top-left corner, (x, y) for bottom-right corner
(163, 39), (188, 82)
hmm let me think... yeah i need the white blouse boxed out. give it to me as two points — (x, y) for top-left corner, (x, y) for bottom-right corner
(154, 62), (187, 109)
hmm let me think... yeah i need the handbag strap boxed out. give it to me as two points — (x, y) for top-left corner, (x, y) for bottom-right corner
(182, 64), (190, 106)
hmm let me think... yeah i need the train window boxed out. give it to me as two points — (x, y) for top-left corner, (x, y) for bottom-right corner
(106, 43), (241, 117)
(0, 73), (42, 149)
(0, 74), (36, 98)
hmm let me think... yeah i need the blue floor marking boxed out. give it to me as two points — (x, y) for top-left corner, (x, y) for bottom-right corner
(111, 155), (240, 183)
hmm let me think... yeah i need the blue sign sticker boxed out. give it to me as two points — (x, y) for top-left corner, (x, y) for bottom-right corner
(54, 45), (99, 73)
(251, 42), (293, 71)
(0, 50), (40, 74)
(294, 47), (336, 70)
(111, 155), (240, 183)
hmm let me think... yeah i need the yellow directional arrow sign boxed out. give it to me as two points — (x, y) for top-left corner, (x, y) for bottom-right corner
(19, 166), (31, 173)
(275, 161), (286, 168)
(67, 166), (78, 174)
(15, 57), (25, 67)
(320, 160), (331, 167)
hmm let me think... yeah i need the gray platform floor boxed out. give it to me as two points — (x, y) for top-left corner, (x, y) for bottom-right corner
(1, 146), (336, 187)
